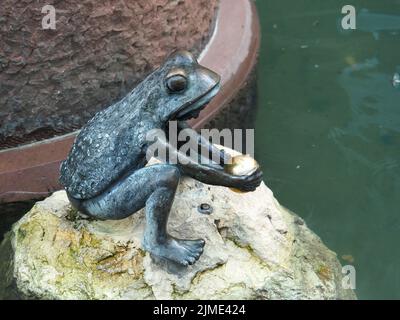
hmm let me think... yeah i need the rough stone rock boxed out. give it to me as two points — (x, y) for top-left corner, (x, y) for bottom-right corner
(0, 0), (218, 148)
(0, 173), (356, 300)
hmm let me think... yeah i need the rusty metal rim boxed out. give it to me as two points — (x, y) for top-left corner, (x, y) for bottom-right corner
(0, 0), (260, 204)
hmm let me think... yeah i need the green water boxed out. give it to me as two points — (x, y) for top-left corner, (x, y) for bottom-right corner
(255, 0), (400, 299)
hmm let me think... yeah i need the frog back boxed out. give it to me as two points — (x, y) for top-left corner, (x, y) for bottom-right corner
(59, 98), (151, 200)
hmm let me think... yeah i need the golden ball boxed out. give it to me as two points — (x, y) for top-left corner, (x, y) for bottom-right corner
(224, 155), (260, 193)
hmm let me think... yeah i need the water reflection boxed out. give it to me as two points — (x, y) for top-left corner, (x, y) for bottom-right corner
(255, 0), (400, 299)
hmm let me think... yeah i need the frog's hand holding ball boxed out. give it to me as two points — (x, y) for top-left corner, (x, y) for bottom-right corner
(154, 137), (264, 194)
(224, 155), (260, 193)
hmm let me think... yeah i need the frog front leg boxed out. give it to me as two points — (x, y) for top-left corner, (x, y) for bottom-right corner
(156, 136), (263, 192)
(69, 164), (205, 266)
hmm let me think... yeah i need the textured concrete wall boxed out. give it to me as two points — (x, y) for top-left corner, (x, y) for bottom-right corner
(0, 0), (218, 147)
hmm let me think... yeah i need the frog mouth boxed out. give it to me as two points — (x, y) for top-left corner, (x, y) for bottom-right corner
(174, 83), (221, 121)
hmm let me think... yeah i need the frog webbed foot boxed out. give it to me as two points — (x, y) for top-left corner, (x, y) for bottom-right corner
(144, 236), (205, 266)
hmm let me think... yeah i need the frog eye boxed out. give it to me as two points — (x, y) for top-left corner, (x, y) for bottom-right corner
(166, 74), (188, 93)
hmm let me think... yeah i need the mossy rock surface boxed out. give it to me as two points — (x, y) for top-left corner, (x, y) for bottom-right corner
(0, 177), (356, 300)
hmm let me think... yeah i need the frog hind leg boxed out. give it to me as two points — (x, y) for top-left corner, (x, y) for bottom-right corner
(73, 164), (205, 266)
(143, 184), (205, 266)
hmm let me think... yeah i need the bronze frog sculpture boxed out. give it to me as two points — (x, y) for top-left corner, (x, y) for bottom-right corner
(60, 51), (263, 266)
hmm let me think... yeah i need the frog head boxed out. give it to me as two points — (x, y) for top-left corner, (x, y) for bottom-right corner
(152, 50), (221, 122)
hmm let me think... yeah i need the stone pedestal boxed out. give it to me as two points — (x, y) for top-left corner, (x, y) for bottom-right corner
(0, 157), (356, 300)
